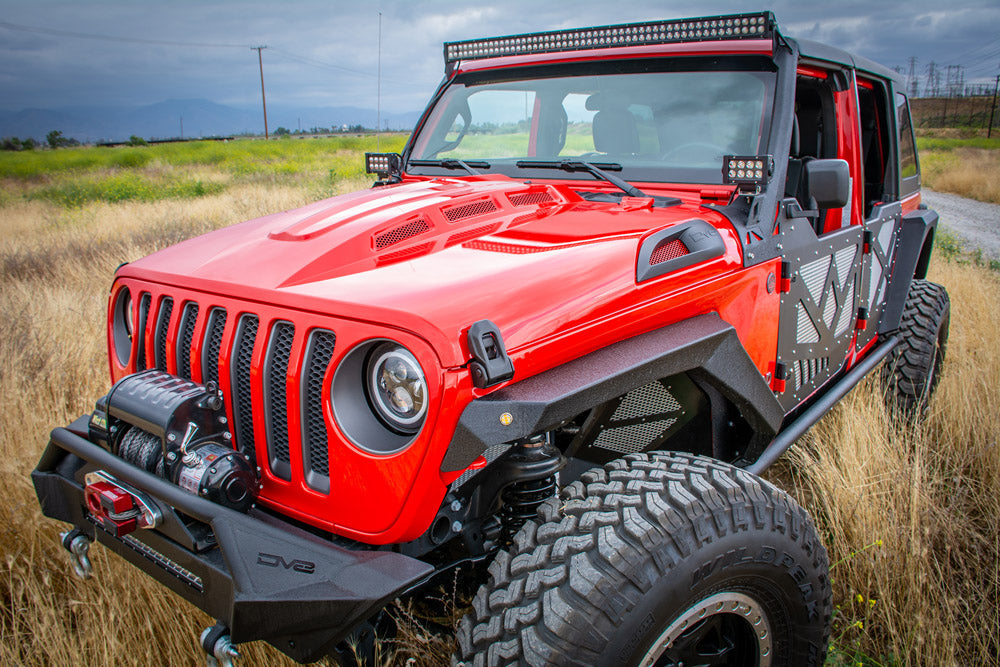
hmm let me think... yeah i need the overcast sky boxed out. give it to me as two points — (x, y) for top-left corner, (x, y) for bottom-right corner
(1, 0), (998, 113)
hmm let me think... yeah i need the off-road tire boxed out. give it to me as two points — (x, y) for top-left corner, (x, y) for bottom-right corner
(885, 279), (950, 415)
(454, 452), (831, 666)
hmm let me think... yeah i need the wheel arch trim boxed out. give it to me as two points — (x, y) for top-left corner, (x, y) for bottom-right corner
(441, 313), (783, 472)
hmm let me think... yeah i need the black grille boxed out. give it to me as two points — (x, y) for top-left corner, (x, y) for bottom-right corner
(136, 293), (151, 371)
(176, 302), (199, 380)
(201, 308), (227, 385)
(231, 314), (259, 456)
(302, 329), (335, 492)
(264, 321), (295, 480)
(154, 297), (173, 371)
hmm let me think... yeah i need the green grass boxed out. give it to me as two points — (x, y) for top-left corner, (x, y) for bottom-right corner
(0, 135), (409, 208)
(915, 135), (1000, 152)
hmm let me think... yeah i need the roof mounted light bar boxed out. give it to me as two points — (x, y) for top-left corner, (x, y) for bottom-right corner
(444, 12), (774, 63)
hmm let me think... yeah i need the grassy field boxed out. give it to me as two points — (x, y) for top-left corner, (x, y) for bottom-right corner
(1, 138), (998, 665)
(916, 131), (1000, 204)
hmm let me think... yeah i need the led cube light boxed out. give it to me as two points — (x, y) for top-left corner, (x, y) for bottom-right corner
(722, 155), (774, 193)
(365, 152), (401, 178)
(443, 12), (774, 63)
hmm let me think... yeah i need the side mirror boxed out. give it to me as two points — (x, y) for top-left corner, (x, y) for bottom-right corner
(805, 159), (850, 209)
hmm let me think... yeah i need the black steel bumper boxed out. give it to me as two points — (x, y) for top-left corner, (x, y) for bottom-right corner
(31, 416), (433, 663)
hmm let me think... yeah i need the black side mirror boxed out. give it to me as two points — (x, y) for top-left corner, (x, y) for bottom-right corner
(805, 159), (850, 209)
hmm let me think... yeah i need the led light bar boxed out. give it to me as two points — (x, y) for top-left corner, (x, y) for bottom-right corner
(723, 155), (774, 193)
(444, 12), (773, 63)
(365, 152), (400, 178)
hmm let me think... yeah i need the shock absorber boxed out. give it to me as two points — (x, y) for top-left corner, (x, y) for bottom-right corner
(499, 435), (564, 543)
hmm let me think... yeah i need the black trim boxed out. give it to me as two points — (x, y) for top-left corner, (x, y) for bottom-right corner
(441, 314), (782, 472)
(879, 209), (938, 335)
(636, 219), (726, 283)
(31, 423), (432, 663)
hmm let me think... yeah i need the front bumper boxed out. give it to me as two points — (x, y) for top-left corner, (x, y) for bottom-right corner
(31, 416), (433, 663)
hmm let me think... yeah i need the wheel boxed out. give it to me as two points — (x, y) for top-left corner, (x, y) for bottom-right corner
(884, 279), (950, 415)
(454, 452), (831, 667)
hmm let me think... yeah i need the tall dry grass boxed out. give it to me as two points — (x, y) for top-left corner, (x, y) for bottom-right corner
(1, 153), (998, 665)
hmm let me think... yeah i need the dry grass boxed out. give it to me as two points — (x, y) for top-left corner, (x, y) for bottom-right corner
(920, 147), (1000, 204)
(1, 148), (998, 666)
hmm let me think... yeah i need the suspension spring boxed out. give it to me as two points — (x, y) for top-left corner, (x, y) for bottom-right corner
(501, 474), (557, 543)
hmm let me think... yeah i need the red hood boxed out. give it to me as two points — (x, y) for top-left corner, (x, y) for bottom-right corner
(120, 176), (741, 367)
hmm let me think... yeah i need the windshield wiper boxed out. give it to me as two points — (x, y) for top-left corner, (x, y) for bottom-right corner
(408, 158), (489, 175)
(515, 160), (647, 198)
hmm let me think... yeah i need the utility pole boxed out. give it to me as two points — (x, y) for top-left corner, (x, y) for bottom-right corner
(180, 115), (183, 140)
(251, 46), (269, 139)
(376, 12), (382, 151)
(988, 74), (999, 139)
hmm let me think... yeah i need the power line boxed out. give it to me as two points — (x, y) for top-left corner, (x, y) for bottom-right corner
(0, 20), (248, 48)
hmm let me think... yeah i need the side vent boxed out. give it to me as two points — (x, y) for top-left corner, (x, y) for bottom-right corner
(636, 219), (725, 283)
(374, 218), (430, 250)
(135, 293), (151, 371)
(201, 307), (227, 385)
(443, 199), (497, 222)
(153, 297), (174, 372)
(508, 191), (554, 207)
(264, 321), (295, 481)
(176, 302), (199, 380)
(649, 238), (689, 264)
(231, 314), (259, 460)
(301, 329), (336, 494)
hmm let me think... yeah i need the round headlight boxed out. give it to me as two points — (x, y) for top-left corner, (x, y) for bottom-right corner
(365, 342), (427, 433)
(111, 286), (133, 366)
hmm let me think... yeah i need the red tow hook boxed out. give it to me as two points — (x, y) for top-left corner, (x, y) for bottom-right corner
(84, 471), (162, 538)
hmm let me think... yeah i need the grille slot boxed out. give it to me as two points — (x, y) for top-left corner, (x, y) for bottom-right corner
(176, 302), (199, 380)
(231, 314), (259, 458)
(508, 191), (553, 206)
(649, 239), (688, 264)
(136, 293), (151, 371)
(201, 307), (227, 385)
(154, 297), (174, 371)
(446, 223), (499, 247)
(374, 218), (430, 250)
(443, 199), (497, 221)
(264, 321), (295, 481)
(301, 329), (336, 493)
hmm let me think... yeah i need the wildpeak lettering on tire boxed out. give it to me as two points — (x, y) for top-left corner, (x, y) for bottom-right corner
(31, 10), (943, 666)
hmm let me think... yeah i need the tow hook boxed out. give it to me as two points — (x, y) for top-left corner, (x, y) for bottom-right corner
(201, 623), (240, 667)
(60, 529), (93, 579)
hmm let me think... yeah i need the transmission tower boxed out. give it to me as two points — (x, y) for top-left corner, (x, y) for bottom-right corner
(907, 56), (919, 97)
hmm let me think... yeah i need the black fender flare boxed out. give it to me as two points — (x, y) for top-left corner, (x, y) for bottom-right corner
(879, 208), (938, 335)
(440, 313), (784, 472)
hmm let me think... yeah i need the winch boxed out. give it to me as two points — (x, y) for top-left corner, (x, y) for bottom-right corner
(88, 370), (257, 513)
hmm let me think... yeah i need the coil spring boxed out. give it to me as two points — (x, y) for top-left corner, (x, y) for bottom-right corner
(501, 475), (556, 543)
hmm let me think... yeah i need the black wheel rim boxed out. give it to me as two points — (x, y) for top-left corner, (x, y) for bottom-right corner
(638, 591), (772, 667)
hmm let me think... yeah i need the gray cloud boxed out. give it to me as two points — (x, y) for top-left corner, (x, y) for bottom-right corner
(1, 0), (997, 115)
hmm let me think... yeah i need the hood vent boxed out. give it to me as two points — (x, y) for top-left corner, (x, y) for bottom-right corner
(374, 218), (430, 250)
(508, 191), (554, 207)
(443, 199), (497, 222)
(649, 238), (689, 264)
(446, 223), (500, 247)
(377, 242), (435, 265)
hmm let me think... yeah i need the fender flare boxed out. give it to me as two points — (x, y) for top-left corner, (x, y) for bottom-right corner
(440, 313), (784, 472)
(879, 208), (938, 335)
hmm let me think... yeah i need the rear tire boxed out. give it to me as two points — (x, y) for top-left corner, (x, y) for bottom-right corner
(454, 452), (831, 666)
(885, 279), (950, 415)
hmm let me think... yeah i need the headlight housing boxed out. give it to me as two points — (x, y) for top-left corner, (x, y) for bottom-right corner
(111, 286), (133, 366)
(330, 339), (429, 454)
(365, 343), (427, 434)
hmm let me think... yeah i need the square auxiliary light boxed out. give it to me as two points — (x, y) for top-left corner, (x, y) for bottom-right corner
(722, 155), (774, 193)
(365, 152), (400, 178)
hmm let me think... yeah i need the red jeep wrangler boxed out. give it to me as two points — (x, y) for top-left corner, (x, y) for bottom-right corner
(33, 12), (949, 666)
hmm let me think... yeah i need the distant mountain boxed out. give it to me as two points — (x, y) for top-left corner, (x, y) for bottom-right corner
(0, 99), (422, 143)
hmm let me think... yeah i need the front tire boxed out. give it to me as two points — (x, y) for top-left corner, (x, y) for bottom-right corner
(454, 452), (831, 666)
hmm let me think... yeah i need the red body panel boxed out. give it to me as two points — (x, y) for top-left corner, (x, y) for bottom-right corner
(109, 174), (781, 543)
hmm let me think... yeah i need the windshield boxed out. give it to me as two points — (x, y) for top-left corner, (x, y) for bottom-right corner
(408, 57), (776, 184)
